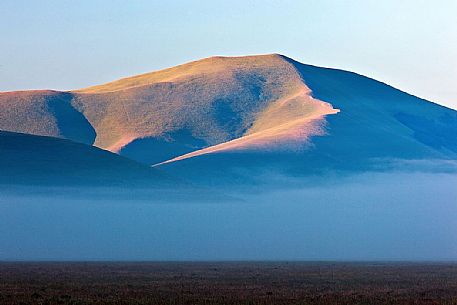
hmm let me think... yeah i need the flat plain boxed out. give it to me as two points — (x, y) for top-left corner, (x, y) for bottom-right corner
(1, 262), (457, 304)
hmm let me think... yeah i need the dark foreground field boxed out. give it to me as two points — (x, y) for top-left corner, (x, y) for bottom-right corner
(1, 262), (457, 305)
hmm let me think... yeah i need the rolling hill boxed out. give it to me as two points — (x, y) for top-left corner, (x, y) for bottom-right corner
(0, 131), (173, 187)
(0, 90), (95, 145)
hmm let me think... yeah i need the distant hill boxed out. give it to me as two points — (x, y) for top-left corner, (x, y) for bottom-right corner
(1, 54), (456, 187)
(0, 131), (173, 187)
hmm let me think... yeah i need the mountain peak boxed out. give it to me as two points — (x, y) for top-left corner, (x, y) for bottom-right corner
(75, 53), (289, 94)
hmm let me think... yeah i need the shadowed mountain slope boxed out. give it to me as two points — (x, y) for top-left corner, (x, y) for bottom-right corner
(0, 131), (173, 187)
(289, 57), (457, 159)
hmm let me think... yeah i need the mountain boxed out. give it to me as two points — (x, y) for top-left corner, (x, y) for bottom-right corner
(0, 55), (339, 163)
(156, 56), (457, 185)
(1, 54), (456, 187)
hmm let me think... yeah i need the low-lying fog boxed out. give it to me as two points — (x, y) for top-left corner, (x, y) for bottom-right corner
(1, 172), (456, 261)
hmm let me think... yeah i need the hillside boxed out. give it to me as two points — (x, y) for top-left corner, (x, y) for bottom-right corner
(73, 54), (339, 161)
(0, 90), (95, 145)
(0, 131), (172, 187)
(156, 57), (457, 185)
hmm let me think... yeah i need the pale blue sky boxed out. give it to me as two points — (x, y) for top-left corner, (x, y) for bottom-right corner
(1, 0), (456, 108)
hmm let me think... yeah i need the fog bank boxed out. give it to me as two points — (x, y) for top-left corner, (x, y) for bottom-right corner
(1, 172), (456, 261)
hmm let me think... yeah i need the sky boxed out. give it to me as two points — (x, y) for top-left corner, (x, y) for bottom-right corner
(1, 0), (456, 109)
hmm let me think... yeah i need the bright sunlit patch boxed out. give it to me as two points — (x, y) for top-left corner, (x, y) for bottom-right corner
(153, 88), (339, 166)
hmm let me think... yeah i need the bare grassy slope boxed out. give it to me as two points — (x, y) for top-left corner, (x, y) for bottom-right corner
(74, 54), (302, 151)
(0, 90), (95, 145)
(73, 54), (337, 163)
